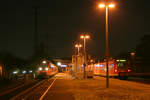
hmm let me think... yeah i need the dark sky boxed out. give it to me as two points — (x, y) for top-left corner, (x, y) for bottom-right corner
(0, 0), (150, 59)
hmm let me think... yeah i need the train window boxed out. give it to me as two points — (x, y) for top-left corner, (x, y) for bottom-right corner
(117, 62), (126, 67)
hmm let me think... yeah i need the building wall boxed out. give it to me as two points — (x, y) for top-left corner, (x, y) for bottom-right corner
(0, 63), (9, 79)
(0, 65), (2, 76)
(72, 54), (84, 78)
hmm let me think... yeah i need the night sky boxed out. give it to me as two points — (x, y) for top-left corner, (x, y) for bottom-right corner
(0, 0), (150, 59)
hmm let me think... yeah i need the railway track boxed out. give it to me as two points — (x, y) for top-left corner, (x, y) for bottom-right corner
(0, 79), (25, 94)
(0, 79), (41, 100)
(8, 77), (57, 100)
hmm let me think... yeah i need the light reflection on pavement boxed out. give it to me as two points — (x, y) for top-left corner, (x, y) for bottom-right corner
(53, 73), (74, 79)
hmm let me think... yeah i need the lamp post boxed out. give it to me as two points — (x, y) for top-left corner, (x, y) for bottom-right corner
(130, 52), (136, 72)
(99, 2), (115, 88)
(75, 44), (82, 55)
(80, 34), (90, 79)
(75, 44), (82, 73)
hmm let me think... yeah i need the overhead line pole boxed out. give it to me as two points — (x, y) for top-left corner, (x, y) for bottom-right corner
(34, 7), (39, 54)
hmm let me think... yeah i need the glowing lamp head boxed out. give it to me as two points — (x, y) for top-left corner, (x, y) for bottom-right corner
(130, 52), (135, 56)
(79, 44), (82, 47)
(75, 44), (82, 48)
(109, 3), (115, 8)
(75, 44), (78, 48)
(80, 35), (84, 39)
(39, 67), (42, 71)
(99, 4), (105, 8)
(85, 35), (90, 39)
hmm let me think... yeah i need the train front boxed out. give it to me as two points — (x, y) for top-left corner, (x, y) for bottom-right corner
(36, 61), (58, 78)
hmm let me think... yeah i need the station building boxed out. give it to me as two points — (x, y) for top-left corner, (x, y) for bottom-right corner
(0, 64), (2, 77)
(0, 62), (8, 80)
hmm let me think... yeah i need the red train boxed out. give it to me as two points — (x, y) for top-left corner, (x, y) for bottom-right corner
(87, 59), (131, 79)
(36, 61), (58, 78)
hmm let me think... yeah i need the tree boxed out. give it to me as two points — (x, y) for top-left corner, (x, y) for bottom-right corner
(135, 34), (150, 73)
(136, 34), (150, 57)
(0, 51), (29, 72)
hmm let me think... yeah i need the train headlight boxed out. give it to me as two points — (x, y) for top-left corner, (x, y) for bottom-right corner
(39, 67), (42, 71)
(22, 70), (27, 74)
(13, 71), (18, 74)
(128, 69), (131, 72)
(29, 70), (32, 73)
(115, 69), (118, 72)
(45, 67), (48, 71)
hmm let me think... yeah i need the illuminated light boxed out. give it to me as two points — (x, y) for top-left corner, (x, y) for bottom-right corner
(100, 64), (104, 67)
(22, 70), (26, 74)
(57, 62), (61, 66)
(128, 69), (131, 72)
(99, 4), (105, 8)
(75, 44), (82, 48)
(79, 44), (82, 47)
(112, 64), (114, 67)
(85, 35), (90, 39)
(114, 69), (118, 72)
(90, 59), (93, 62)
(39, 67), (42, 71)
(109, 3), (115, 8)
(120, 60), (126, 62)
(42, 60), (46, 64)
(116, 59), (126, 62)
(61, 65), (67, 67)
(80, 35), (84, 39)
(13, 71), (18, 74)
(45, 67), (48, 71)
(130, 52), (135, 56)
(75, 44), (78, 48)
(96, 64), (104, 67)
(29, 70), (32, 73)
(96, 64), (99, 67)
(51, 65), (54, 67)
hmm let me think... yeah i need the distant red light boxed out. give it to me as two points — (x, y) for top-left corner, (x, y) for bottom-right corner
(130, 52), (135, 56)
(115, 69), (117, 72)
(128, 69), (131, 72)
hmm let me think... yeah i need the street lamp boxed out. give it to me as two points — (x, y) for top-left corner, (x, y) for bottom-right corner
(75, 43), (82, 73)
(99, 2), (115, 88)
(130, 52), (136, 72)
(75, 44), (82, 55)
(80, 34), (90, 79)
(130, 52), (135, 56)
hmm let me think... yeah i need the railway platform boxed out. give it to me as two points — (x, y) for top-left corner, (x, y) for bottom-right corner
(42, 73), (150, 100)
